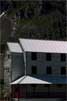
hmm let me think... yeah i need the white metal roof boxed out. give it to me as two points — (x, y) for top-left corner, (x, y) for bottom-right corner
(10, 76), (51, 84)
(7, 42), (22, 53)
(19, 38), (67, 53)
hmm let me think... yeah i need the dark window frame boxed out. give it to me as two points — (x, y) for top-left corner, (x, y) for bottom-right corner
(46, 66), (52, 75)
(31, 52), (37, 60)
(60, 54), (66, 61)
(31, 66), (37, 75)
(61, 67), (66, 75)
(46, 53), (52, 61)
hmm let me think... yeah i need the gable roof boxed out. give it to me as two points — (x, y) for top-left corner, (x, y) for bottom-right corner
(7, 42), (22, 53)
(19, 38), (67, 53)
(10, 75), (51, 84)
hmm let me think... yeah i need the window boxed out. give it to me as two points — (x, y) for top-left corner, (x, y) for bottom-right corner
(46, 66), (52, 74)
(31, 52), (37, 60)
(60, 54), (66, 61)
(46, 53), (51, 61)
(61, 67), (66, 75)
(32, 66), (37, 75)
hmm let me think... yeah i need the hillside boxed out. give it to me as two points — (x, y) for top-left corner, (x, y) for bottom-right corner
(0, 0), (66, 43)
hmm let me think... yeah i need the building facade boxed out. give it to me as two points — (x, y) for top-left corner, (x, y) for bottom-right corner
(25, 52), (67, 76)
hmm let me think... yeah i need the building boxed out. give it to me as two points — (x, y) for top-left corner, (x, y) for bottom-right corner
(4, 39), (67, 101)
